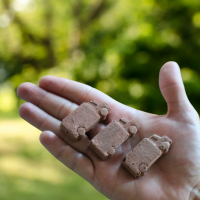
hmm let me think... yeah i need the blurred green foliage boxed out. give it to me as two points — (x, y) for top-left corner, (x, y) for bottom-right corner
(0, 0), (200, 199)
(0, 0), (200, 116)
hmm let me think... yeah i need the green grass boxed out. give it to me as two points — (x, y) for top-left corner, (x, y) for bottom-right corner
(0, 173), (106, 200)
(0, 118), (108, 200)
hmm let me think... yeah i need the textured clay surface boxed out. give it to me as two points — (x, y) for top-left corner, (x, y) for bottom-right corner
(89, 100), (111, 120)
(60, 101), (111, 142)
(90, 118), (139, 160)
(118, 118), (140, 137)
(122, 135), (172, 178)
(149, 134), (172, 154)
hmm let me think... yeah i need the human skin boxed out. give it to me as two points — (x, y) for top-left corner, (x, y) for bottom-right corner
(17, 62), (200, 200)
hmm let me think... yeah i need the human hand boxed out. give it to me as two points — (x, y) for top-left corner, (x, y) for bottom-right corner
(17, 62), (200, 200)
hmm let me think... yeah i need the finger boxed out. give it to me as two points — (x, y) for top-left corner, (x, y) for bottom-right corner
(159, 61), (193, 115)
(39, 75), (118, 106)
(17, 82), (78, 120)
(40, 131), (94, 183)
(18, 81), (127, 125)
(17, 82), (126, 139)
(39, 75), (140, 123)
(17, 84), (122, 142)
(19, 102), (91, 155)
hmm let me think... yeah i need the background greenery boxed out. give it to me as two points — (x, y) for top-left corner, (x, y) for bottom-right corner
(0, 0), (200, 199)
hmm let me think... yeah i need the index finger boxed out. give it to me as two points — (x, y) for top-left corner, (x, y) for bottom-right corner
(39, 75), (117, 106)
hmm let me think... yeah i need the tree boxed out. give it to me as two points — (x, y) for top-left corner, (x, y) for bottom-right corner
(0, 0), (200, 114)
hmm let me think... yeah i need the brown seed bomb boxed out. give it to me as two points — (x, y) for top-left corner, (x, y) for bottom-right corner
(122, 134), (172, 178)
(90, 118), (140, 160)
(60, 100), (111, 142)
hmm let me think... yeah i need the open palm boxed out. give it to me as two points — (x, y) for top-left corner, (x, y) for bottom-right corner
(17, 62), (200, 200)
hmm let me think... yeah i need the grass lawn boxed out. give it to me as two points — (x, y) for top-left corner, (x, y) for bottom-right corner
(0, 119), (108, 200)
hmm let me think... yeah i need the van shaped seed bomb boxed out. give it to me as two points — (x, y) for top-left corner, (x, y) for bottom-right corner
(122, 134), (172, 178)
(90, 118), (140, 160)
(60, 100), (111, 142)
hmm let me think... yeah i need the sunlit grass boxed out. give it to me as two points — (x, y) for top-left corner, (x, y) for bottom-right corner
(0, 118), (108, 200)
(0, 83), (17, 112)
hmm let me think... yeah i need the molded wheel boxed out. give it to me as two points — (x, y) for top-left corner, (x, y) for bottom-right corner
(139, 164), (148, 174)
(108, 147), (115, 155)
(100, 108), (108, 116)
(160, 142), (170, 154)
(77, 127), (85, 136)
(129, 126), (137, 136)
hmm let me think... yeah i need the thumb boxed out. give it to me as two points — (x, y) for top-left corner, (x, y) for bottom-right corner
(159, 61), (193, 116)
